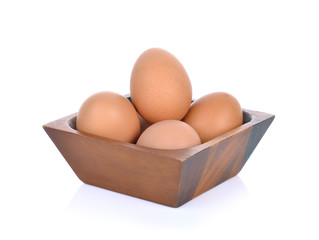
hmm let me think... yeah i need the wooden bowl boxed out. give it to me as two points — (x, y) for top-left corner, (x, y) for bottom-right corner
(43, 98), (274, 207)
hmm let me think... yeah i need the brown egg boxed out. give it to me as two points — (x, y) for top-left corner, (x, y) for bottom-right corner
(183, 92), (243, 143)
(76, 91), (140, 143)
(136, 120), (201, 150)
(130, 48), (192, 123)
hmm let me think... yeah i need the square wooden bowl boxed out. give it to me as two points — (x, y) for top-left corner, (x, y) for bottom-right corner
(43, 98), (274, 208)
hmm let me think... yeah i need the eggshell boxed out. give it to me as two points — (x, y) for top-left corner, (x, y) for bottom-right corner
(76, 91), (140, 143)
(136, 120), (201, 150)
(183, 92), (243, 143)
(130, 48), (192, 123)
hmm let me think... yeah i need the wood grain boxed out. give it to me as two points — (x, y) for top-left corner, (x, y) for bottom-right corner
(43, 109), (274, 207)
(192, 127), (251, 198)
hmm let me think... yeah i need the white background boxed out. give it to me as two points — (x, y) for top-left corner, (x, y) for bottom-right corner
(1, 0), (318, 239)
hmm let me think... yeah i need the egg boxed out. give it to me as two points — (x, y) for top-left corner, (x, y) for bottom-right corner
(183, 92), (243, 143)
(130, 48), (192, 123)
(76, 91), (140, 143)
(136, 120), (201, 150)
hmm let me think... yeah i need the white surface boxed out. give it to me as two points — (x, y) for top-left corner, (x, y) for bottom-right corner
(1, 1), (318, 239)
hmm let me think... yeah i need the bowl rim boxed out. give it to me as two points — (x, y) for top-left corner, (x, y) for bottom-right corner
(43, 108), (274, 161)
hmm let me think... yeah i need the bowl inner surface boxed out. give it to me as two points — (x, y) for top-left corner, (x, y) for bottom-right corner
(68, 117), (76, 130)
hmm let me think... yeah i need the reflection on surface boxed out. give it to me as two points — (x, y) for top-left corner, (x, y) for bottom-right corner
(65, 176), (248, 227)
